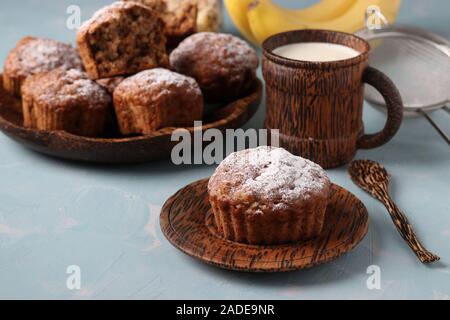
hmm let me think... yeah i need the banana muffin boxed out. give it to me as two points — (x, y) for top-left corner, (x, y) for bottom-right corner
(3, 37), (83, 97)
(208, 146), (331, 245)
(113, 68), (203, 135)
(125, 0), (222, 33)
(124, 0), (198, 48)
(170, 32), (259, 102)
(21, 68), (111, 137)
(77, 1), (169, 80)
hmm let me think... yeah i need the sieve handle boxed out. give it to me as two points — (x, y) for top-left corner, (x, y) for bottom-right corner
(357, 67), (404, 149)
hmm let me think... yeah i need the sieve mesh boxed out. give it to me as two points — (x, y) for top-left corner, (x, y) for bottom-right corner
(357, 26), (450, 111)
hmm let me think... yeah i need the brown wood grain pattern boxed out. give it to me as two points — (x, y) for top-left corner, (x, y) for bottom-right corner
(358, 67), (403, 149)
(160, 178), (369, 272)
(349, 160), (440, 263)
(0, 75), (262, 163)
(262, 30), (403, 169)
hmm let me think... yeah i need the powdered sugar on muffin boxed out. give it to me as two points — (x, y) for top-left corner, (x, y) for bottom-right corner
(208, 146), (330, 244)
(126, 67), (200, 90)
(79, 1), (132, 28)
(171, 32), (258, 76)
(113, 68), (203, 135)
(208, 146), (330, 209)
(116, 68), (201, 105)
(4, 37), (83, 77)
(169, 32), (259, 102)
(3, 36), (83, 97)
(29, 68), (111, 108)
(21, 68), (111, 137)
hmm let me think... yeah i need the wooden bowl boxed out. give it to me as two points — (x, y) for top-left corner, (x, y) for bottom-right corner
(0, 76), (262, 163)
(160, 178), (369, 272)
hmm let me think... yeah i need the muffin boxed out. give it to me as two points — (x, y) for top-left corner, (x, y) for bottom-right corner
(170, 32), (259, 102)
(3, 36), (83, 97)
(208, 146), (331, 245)
(76, 1), (169, 80)
(21, 68), (111, 137)
(128, 0), (223, 33)
(113, 68), (203, 135)
(125, 0), (198, 48)
(159, 0), (198, 48)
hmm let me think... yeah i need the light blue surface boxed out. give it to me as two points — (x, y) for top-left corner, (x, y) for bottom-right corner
(0, 0), (449, 300)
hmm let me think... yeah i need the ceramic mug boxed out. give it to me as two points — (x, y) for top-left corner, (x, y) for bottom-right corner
(263, 30), (403, 168)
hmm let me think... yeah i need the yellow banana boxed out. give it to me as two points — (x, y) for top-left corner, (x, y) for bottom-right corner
(224, 0), (257, 44)
(247, 0), (305, 45)
(247, 0), (401, 45)
(273, 0), (357, 22)
(225, 0), (356, 43)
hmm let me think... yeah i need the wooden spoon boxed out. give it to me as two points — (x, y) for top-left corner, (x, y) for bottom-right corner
(348, 160), (440, 263)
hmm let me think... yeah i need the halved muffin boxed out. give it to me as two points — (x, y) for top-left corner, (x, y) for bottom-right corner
(76, 1), (169, 79)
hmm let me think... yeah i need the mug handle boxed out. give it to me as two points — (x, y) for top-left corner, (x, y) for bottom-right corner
(357, 66), (403, 149)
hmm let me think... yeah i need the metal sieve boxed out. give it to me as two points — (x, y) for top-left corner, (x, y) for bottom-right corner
(356, 24), (450, 145)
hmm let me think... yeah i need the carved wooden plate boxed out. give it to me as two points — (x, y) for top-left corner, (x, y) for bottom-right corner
(161, 178), (369, 272)
(0, 75), (262, 163)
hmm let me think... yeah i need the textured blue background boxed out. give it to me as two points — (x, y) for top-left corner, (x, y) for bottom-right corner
(0, 0), (449, 299)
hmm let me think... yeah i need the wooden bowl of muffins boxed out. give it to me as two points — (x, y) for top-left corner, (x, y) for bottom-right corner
(0, 1), (261, 163)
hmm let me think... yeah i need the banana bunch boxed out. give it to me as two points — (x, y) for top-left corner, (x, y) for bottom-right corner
(224, 0), (402, 45)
